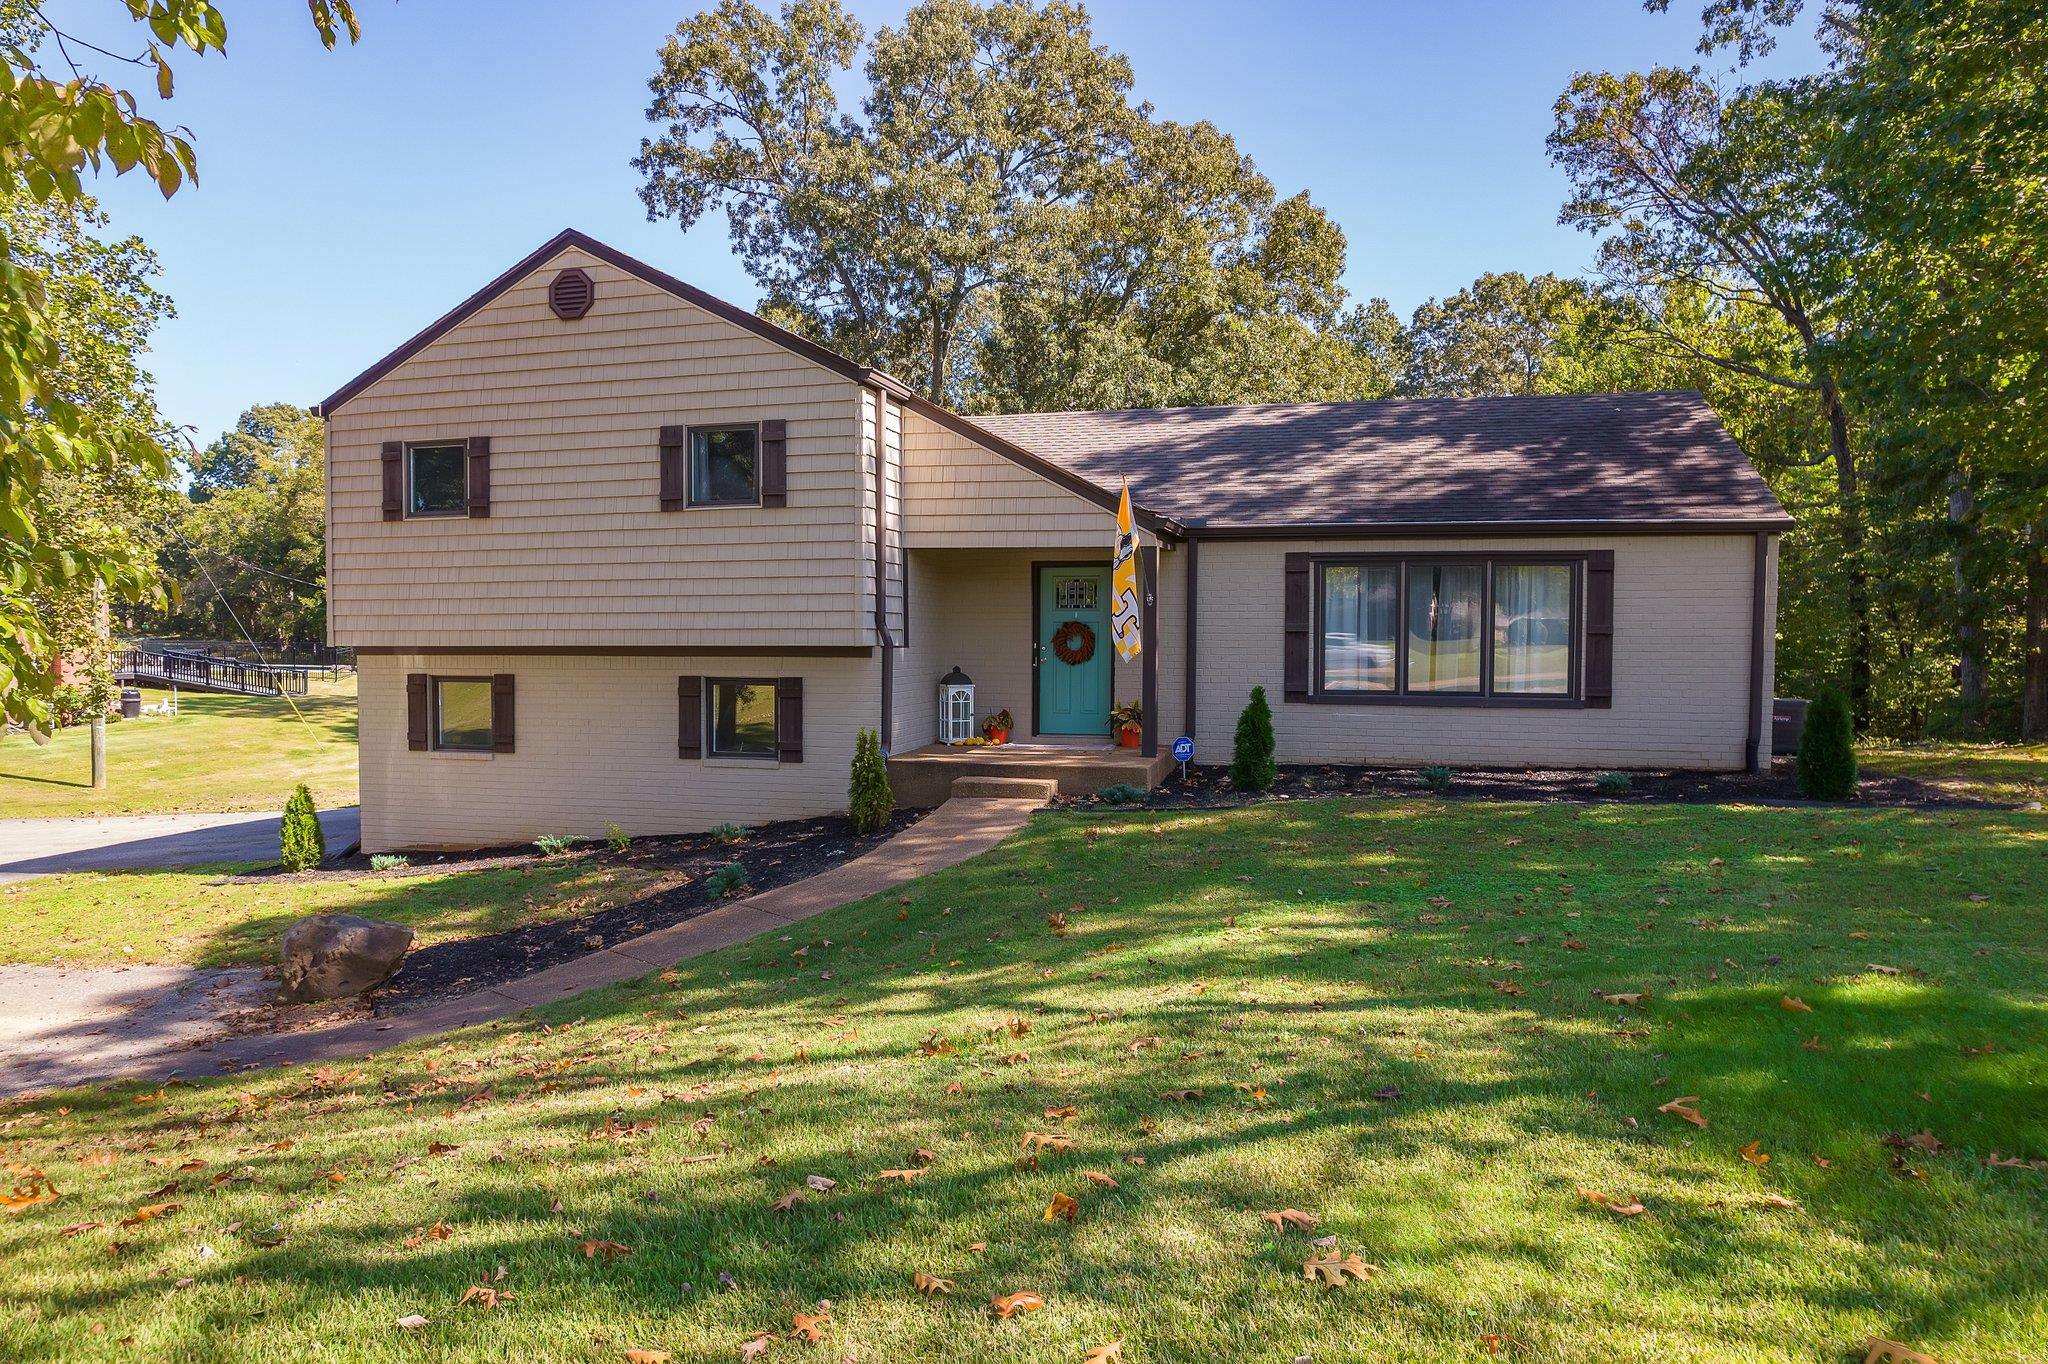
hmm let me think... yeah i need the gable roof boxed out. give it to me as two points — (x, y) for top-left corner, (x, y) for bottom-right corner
(315, 228), (1179, 534)
(971, 392), (1791, 535)
(318, 231), (1785, 539)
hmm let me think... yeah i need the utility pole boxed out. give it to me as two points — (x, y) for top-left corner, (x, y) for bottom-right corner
(90, 585), (108, 789)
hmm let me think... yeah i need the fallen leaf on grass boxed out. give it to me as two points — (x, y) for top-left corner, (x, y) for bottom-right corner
(990, 1290), (1045, 1318)
(1159, 1088), (1202, 1102)
(1657, 1096), (1707, 1128)
(1043, 1192), (1079, 1222)
(581, 1239), (632, 1261)
(1083, 1343), (1124, 1363)
(1082, 1170), (1119, 1188)
(913, 1270), (953, 1295)
(1579, 1188), (1647, 1217)
(1021, 1132), (1075, 1154)
(1302, 1250), (1378, 1285)
(1739, 1141), (1772, 1166)
(1045, 1105), (1079, 1121)
(771, 1191), (803, 1212)
(1756, 1192), (1801, 1211)
(1781, 996), (1813, 1012)
(623, 1351), (673, 1364)
(404, 1221), (452, 1248)
(1261, 1209), (1321, 1232)
(58, 1220), (102, 1237)
(394, 1314), (428, 1330)
(876, 1168), (925, 1184)
(803, 1175), (836, 1192)
(118, 1201), (179, 1228)
(739, 1332), (775, 1361)
(457, 1284), (512, 1310)
(1598, 991), (1648, 1007)
(1863, 1339), (1940, 1364)
(789, 1311), (828, 1343)
(1, 1176), (58, 1212)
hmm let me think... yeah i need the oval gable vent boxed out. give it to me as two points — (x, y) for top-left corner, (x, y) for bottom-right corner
(548, 267), (595, 320)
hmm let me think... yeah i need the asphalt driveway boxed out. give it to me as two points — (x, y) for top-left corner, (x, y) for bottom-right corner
(0, 807), (360, 882)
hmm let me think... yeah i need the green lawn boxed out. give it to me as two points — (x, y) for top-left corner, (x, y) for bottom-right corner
(3, 798), (2044, 1362)
(0, 856), (671, 968)
(0, 679), (358, 818)
(1860, 740), (2048, 804)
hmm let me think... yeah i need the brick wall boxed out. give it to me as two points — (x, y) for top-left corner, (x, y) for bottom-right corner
(1189, 533), (1774, 770)
(358, 651), (880, 851)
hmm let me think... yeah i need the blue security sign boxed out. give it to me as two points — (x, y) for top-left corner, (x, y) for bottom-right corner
(1171, 735), (1194, 763)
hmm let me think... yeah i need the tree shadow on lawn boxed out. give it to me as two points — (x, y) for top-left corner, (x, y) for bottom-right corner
(15, 798), (2048, 1355)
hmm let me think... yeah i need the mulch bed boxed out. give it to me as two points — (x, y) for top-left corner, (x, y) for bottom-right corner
(1055, 758), (2020, 814)
(364, 808), (925, 1011)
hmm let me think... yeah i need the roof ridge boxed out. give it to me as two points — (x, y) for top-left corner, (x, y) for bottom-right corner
(979, 389), (1710, 421)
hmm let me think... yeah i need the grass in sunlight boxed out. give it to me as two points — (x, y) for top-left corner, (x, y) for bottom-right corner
(3, 799), (2044, 1361)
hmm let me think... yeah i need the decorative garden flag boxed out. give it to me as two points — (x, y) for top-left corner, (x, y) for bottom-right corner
(1111, 481), (1142, 661)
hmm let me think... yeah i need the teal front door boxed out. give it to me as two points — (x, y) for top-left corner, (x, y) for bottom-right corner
(1036, 565), (1112, 735)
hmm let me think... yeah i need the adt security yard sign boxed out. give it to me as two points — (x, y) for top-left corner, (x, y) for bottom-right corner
(1172, 735), (1194, 779)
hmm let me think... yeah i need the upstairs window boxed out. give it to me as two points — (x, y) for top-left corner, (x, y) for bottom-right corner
(690, 425), (759, 507)
(409, 442), (468, 516)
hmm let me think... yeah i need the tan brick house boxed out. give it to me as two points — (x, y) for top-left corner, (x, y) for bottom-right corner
(319, 230), (1789, 852)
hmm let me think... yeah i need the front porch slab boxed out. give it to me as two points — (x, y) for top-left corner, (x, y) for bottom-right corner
(887, 741), (1174, 806)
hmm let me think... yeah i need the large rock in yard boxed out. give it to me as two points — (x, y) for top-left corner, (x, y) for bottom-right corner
(276, 914), (415, 1004)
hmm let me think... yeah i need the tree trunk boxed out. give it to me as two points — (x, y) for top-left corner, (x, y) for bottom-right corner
(926, 324), (951, 404)
(1948, 473), (1984, 731)
(2025, 522), (2048, 741)
(1818, 377), (1872, 733)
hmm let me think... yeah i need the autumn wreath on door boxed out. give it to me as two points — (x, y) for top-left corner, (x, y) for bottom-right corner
(1051, 620), (1096, 666)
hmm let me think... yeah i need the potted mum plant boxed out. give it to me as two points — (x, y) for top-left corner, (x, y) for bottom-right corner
(1110, 699), (1143, 748)
(981, 708), (1015, 744)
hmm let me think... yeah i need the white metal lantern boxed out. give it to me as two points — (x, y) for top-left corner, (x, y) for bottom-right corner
(939, 665), (975, 744)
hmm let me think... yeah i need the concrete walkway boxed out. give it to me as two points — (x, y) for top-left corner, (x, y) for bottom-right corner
(0, 807), (361, 883)
(0, 964), (271, 1095)
(0, 795), (1041, 1096)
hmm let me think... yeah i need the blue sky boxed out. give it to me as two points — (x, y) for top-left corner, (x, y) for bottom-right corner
(50, 0), (1819, 444)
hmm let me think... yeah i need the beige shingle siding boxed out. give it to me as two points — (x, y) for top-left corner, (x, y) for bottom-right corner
(357, 652), (878, 852)
(326, 245), (869, 649)
(1191, 534), (1774, 770)
(901, 406), (1124, 547)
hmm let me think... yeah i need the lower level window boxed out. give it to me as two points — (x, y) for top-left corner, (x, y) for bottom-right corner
(434, 677), (494, 751)
(707, 678), (778, 758)
(1317, 556), (1580, 701)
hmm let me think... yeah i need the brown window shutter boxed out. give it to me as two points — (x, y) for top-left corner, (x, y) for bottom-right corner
(677, 675), (702, 759)
(1283, 553), (1312, 701)
(1584, 550), (1615, 709)
(776, 676), (804, 763)
(760, 419), (788, 507)
(490, 673), (516, 752)
(658, 425), (687, 511)
(466, 436), (491, 518)
(406, 673), (429, 750)
(382, 441), (404, 521)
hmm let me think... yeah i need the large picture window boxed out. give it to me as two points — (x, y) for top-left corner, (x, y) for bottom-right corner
(1315, 555), (1582, 704)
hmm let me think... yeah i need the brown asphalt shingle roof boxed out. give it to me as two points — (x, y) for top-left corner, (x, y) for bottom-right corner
(969, 391), (1790, 532)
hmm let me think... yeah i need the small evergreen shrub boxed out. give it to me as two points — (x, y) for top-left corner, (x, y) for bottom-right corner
(1420, 765), (1454, 794)
(849, 727), (894, 833)
(604, 821), (631, 853)
(1097, 782), (1146, 805)
(1797, 689), (1858, 799)
(706, 860), (751, 898)
(533, 834), (573, 857)
(1231, 686), (1277, 791)
(1595, 771), (1632, 796)
(279, 783), (325, 871)
(370, 853), (410, 871)
(710, 821), (749, 843)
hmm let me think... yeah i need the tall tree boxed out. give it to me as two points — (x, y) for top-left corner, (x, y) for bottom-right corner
(0, 0), (362, 728)
(636, 0), (1375, 411)
(151, 404), (327, 650)
(1548, 68), (1877, 729)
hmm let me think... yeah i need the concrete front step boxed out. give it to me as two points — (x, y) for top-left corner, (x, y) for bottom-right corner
(948, 775), (1059, 802)
(887, 743), (1175, 806)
